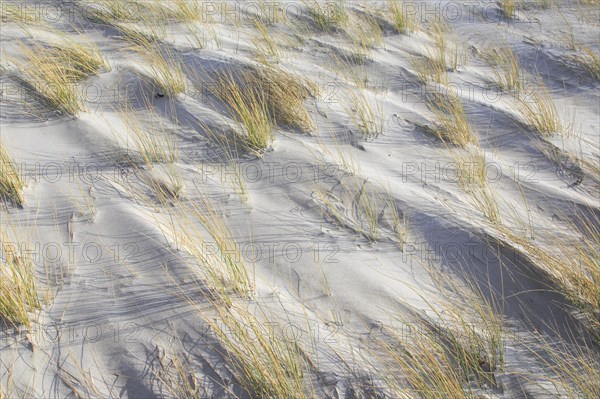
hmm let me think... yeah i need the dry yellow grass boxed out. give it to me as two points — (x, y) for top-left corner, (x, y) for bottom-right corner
(345, 11), (384, 61)
(0, 229), (40, 328)
(247, 66), (315, 132)
(388, 0), (418, 34)
(578, 47), (600, 79)
(413, 21), (452, 84)
(452, 148), (501, 225)
(17, 37), (108, 115)
(427, 90), (476, 147)
(122, 31), (186, 97)
(165, 261), (314, 397)
(201, 302), (312, 398)
(314, 178), (409, 243)
(500, 209), (600, 337)
(373, 324), (471, 398)
(413, 51), (448, 85)
(163, 195), (253, 296)
(304, 0), (348, 32)
(520, 81), (562, 135)
(536, 335), (600, 398)
(151, 348), (209, 398)
(315, 178), (383, 242)
(209, 65), (314, 152)
(211, 69), (275, 153)
(501, 0), (516, 19)
(346, 89), (385, 139)
(252, 20), (282, 63)
(487, 46), (523, 91)
(0, 139), (24, 207)
(370, 259), (505, 397)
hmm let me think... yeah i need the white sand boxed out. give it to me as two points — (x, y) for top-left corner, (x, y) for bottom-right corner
(1, 1), (599, 398)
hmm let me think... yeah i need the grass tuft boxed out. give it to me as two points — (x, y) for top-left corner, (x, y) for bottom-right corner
(427, 90), (476, 147)
(413, 20), (455, 84)
(345, 11), (384, 61)
(501, 208), (600, 336)
(0, 230), (40, 328)
(388, 0), (418, 34)
(164, 195), (253, 296)
(520, 81), (561, 135)
(487, 46), (523, 91)
(0, 140), (24, 207)
(346, 89), (385, 139)
(211, 69), (275, 153)
(316, 178), (382, 242)
(252, 20), (282, 63)
(17, 37), (108, 115)
(452, 148), (501, 225)
(315, 178), (406, 243)
(126, 34), (186, 97)
(209, 65), (314, 152)
(304, 0), (348, 32)
(202, 303), (312, 398)
(371, 267), (505, 397)
(578, 47), (600, 80)
(500, 0), (516, 19)
(532, 333), (600, 398)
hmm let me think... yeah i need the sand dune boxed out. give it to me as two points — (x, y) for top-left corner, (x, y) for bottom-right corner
(1, 1), (599, 398)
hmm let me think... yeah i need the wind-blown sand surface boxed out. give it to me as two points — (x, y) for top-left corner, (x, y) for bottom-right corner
(1, 1), (599, 398)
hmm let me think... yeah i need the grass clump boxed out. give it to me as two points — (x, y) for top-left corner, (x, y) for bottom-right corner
(452, 149), (501, 225)
(210, 65), (315, 151)
(0, 140), (24, 207)
(304, 0), (348, 32)
(0, 231), (40, 328)
(414, 53), (448, 84)
(414, 21), (453, 84)
(531, 333), (600, 398)
(17, 37), (108, 115)
(346, 89), (385, 139)
(487, 46), (523, 91)
(371, 268), (505, 397)
(427, 90), (476, 147)
(200, 122), (249, 201)
(501, 208), (600, 336)
(520, 81), (561, 135)
(500, 0), (516, 19)
(345, 12), (384, 61)
(427, 269), (506, 386)
(125, 33), (186, 97)
(202, 303), (312, 398)
(164, 195), (253, 296)
(388, 0), (418, 34)
(167, 0), (203, 22)
(141, 46), (186, 97)
(316, 178), (383, 242)
(212, 70), (275, 153)
(252, 20), (282, 63)
(249, 66), (315, 132)
(152, 349), (209, 398)
(374, 314), (502, 397)
(550, 212), (600, 335)
(577, 47), (600, 80)
(375, 326), (472, 398)
(329, 52), (371, 87)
